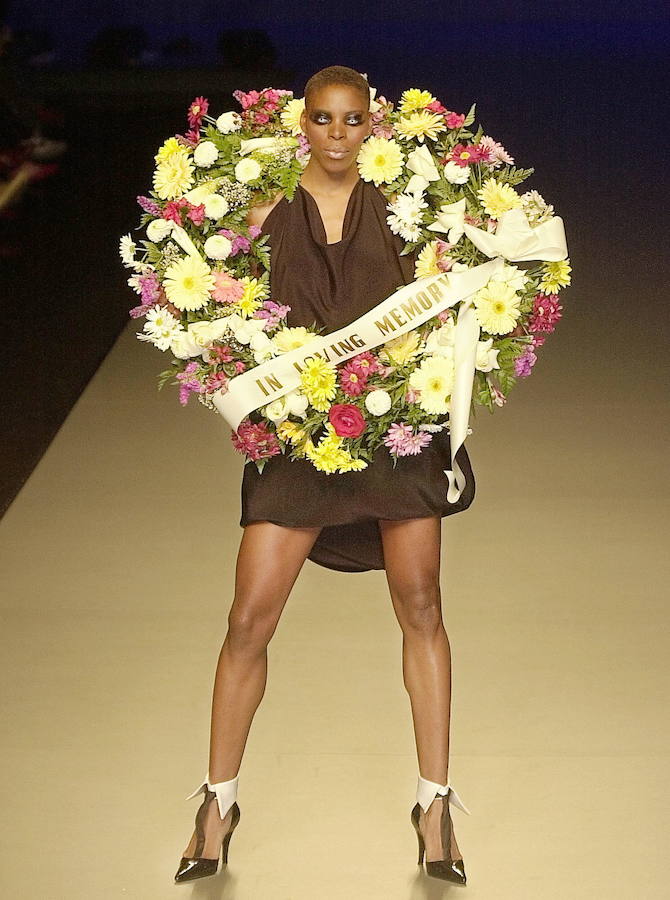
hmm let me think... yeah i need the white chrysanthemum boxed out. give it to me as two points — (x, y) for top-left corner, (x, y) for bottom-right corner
(136, 306), (181, 351)
(234, 158), (262, 184)
(520, 189), (554, 225)
(193, 140), (219, 167)
(216, 111), (242, 133)
(489, 262), (528, 294)
(146, 218), (172, 242)
(409, 354), (455, 415)
(203, 194), (230, 220)
(203, 234), (232, 260)
(443, 160), (470, 185)
(364, 389), (392, 416)
(386, 192), (428, 242)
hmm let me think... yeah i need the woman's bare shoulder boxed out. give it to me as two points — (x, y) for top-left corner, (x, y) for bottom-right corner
(246, 190), (286, 229)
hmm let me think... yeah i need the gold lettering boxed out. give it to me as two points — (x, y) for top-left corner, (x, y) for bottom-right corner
(416, 290), (432, 311)
(399, 295), (422, 320)
(390, 308), (407, 327)
(255, 373), (283, 397)
(374, 314), (396, 336)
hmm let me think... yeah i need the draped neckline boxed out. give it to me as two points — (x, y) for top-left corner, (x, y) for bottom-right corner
(296, 178), (364, 247)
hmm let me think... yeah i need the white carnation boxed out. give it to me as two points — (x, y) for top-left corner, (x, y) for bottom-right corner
(443, 160), (470, 185)
(216, 111), (242, 134)
(364, 389), (392, 416)
(203, 234), (232, 260)
(193, 140), (219, 168)
(234, 158), (262, 184)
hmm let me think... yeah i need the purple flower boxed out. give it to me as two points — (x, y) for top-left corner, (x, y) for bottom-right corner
(137, 195), (162, 216)
(253, 299), (291, 329)
(514, 347), (537, 377)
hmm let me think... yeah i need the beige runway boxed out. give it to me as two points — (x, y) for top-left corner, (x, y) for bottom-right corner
(1, 299), (668, 898)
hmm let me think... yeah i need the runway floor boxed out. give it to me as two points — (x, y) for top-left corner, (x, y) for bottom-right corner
(1, 297), (668, 897)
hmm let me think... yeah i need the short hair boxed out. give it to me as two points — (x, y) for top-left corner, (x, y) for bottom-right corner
(303, 66), (370, 111)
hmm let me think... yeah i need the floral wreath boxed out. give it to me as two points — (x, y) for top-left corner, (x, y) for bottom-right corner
(120, 81), (571, 474)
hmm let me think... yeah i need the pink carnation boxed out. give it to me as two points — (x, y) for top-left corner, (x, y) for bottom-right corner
(445, 112), (466, 129)
(231, 419), (282, 461)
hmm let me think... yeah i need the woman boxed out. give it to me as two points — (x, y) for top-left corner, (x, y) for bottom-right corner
(175, 65), (474, 886)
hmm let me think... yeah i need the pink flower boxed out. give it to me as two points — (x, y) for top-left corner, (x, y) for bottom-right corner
(162, 199), (187, 224)
(449, 142), (486, 167)
(137, 195), (162, 215)
(445, 112), (465, 129)
(217, 228), (251, 255)
(176, 361), (205, 406)
(231, 418), (282, 461)
(204, 371), (230, 394)
(212, 271), (245, 304)
(254, 112), (270, 125)
(490, 384), (507, 407)
(348, 351), (382, 377)
(187, 96), (209, 128)
(426, 100), (447, 114)
(383, 422), (433, 456)
(437, 309), (454, 324)
(212, 344), (234, 363)
(248, 224), (262, 239)
(404, 387), (419, 404)
(253, 299), (290, 329)
(296, 134), (311, 158)
(531, 334), (546, 348)
(339, 362), (368, 397)
(234, 361), (246, 374)
(529, 292), (562, 333)
(328, 404), (367, 438)
(184, 128), (201, 145)
(233, 89), (261, 110)
(187, 203), (206, 226)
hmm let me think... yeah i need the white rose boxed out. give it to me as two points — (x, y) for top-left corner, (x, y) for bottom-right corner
(427, 197), (466, 245)
(216, 111), (242, 133)
(406, 144), (440, 182)
(234, 158), (262, 184)
(364, 389), (392, 416)
(475, 337), (500, 373)
(233, 318), (266, 345)
(203, 193), (229, 220)
(239, 137), (282, 156)
(193, 140), (219, 167)
(264, 396), (290, 424)
(286, 390), (309, 419)
(443, 160), (470, 185)
(146, 218), (172, 242)
(170, 329), (202, 360)
(250, 331), (277, 363)
(425, 322), (456, 356)
(203, 234), (232, 260)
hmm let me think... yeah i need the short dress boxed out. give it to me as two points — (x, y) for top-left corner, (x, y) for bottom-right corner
(239, 177), (476, 573)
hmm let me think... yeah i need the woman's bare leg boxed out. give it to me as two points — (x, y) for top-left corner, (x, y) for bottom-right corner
(181, 521), (320, 860)
(209, 521), (322, 781)
(379, 515), (462, 862)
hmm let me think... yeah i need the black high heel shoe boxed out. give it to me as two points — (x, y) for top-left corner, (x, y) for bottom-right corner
(174, 784), (241, 883)
(411, 789), (468, 885)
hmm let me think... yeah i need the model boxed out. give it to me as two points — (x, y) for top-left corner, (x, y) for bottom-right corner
(174, 65), (474, 886)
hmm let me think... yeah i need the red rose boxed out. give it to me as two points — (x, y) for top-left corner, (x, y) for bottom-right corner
(328, 404), (367, 438)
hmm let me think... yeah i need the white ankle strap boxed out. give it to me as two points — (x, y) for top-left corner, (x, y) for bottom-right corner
(185, 772), (240, 820)
(416, 774), (470, 815)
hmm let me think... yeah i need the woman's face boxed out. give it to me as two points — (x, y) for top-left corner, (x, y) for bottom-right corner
(300, 83), (372, 173)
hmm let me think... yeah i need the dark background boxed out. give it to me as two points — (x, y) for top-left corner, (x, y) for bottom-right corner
(2, 0), (668, 514)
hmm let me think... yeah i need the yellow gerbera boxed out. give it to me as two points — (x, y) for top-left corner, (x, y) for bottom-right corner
(540, 259), (572, 293)
(473, 281), (521, 334)
(398, 88), (436, 114)
(395, 111), (446, 143)
(153, 152), (195, 200)
(415, 241), (441, 279)
(272, 326), (315, 353)
(163, 255), (215, 311)
(477, 178), (522, 219)
(357, 136), (404, 186)
(408, 355), (455, 415)
(299, 357), (337, 411)
(235, 277), (269, 317)
(280, 97), (305, 135)
(154, 137), (185, 164)
(379, 330), (422, 366)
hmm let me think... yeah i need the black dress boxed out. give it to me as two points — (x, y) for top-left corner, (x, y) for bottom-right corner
(239, 177), (476, 572)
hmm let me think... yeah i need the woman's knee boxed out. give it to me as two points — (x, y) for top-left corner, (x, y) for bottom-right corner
(389, 577), (443, 634)
(226, 596), (283, 652)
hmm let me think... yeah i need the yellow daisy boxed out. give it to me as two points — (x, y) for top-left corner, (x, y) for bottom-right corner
(163, 255), (215, 311)
(415, 241), (441, 279)
(477, 178), (522, 219)
(357, 136), (404, 186)
(154, 137), (185, 164)
(473, 281), (521, 334)
(379, 330), (423, 366)
(153, 152), (195, 200)
(540, 259), (572, 293)
(280, 97), (305, 135)
(235, 277), (269, 317)
(398, 88), (436, 114)
(272, 326), (316, 353)
(299, 357), (337, 411)
(408, 355), (455, 415)
(303, 424), (367, 474)
(395, 110), (446, 143)
(276, 420), (307, 444)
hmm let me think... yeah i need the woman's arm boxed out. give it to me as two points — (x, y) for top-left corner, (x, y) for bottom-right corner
(246, 191), (285, 230)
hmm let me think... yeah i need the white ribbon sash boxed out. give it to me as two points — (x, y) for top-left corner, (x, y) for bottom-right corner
(212, 207), (568, 503)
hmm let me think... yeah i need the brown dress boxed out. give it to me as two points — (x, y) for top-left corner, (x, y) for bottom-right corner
(239, 177), (476, 572)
